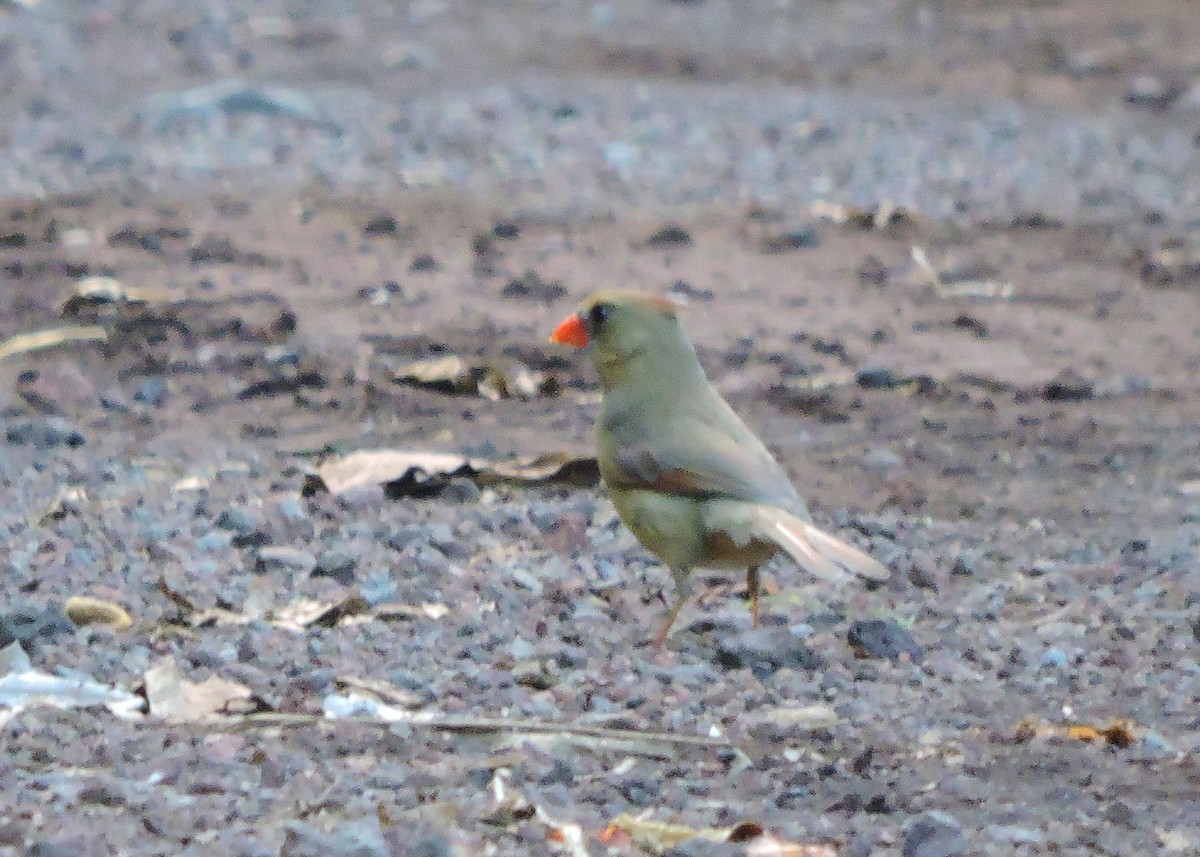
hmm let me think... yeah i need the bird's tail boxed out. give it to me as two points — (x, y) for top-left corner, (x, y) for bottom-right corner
(705, 501), (890, 583)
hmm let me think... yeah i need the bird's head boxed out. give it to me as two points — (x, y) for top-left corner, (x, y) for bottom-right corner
(550, 290), (697, 390)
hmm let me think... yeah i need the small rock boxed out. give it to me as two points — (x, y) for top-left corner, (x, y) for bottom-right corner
(24, 843), (88, 857)
(280, 820), (388, 857)
(538, 511), (590, 556)
(0, 606), (76, 650)
(441, 476), (481, 503)
(492, 221), (520, 240)
(64, 596), (133, 631)
(857, 254), (889, 285)
(255, 545), (316, 575)
(501, 270), (567, 303)
(848, 619), (923, 662)
(902, 810), (964, 857)
(856, 367), (909, 389)
(760, 225), (819, 253)
(617, 776), (660, 806)
(1039, 647), (1069, 670)
(363, 213), (398, 236)
(667, 280), (714, 301)
(99, 390), (130, 412)
(405, 836), (455, 857)
(215, 507), (269, 547)
(714, 627), (820, 678)
(540, 758), (577, 786)
(512, 659), (555, 690)
(907, 562), (941, 591)
(1126, 74), (1183, 110)
(312, 548), (357, 585)
(132, 376), (168, 407)
(1042, 369), (1093, 402)
(951, 555), (977, 576)
(645, 224), (692, 247)
(984, 824), (1045, 845)
(409, 253), (438, 273)
(216, 506), (264, 535)
(864, 447), (904, 471)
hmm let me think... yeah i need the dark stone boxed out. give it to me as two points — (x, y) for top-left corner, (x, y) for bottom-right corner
(24, 843), (87, 857)
(280, 820), (387, 857)
(501, 270), (567, 303)
(856, 367), (909, 389)
(133, 376), (169, 407)
(714, 627), (821, 678)
(857, 254), (889, 285)
(312, 547), (357, 584)
(646, 224), (692, 247)
(760, 225), (819, 253)
(617, 776), (660, 806)
(492, 221), (520, 240)
(1042, 369), (1093, 402)
(363, 213), (398, 236)
(902, 811), (964, 857)
(215, 506), (268, 548)
(667, 280), (714, 301)
(409, 253), (438, 273)
(0, 606), (76, 650)
(848, 619), (924, 663)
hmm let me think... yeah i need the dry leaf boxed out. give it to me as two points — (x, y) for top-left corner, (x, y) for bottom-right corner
(601, 813), (729, 853)
(143, 657), (253, 722)
(0, 325), (107, 361)
(394, 355), (552, 400)
(394, 355), (479, 394)
(308, 449), (597, 498)
(601, 813), (835, 857)
(1014, 717), (1137, 748)
(65, 595), (134, 631)
(270, 595), (371, 629)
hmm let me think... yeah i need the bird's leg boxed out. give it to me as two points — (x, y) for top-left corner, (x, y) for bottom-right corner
(652, 568), (693, 648)
(747, 565), (761, 627)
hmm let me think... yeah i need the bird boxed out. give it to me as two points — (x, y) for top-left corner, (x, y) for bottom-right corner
(550, 289), (889, 646)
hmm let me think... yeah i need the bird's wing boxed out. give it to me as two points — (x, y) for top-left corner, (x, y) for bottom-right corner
(601, 402), (806, 511)
(704, 501), (891, 582)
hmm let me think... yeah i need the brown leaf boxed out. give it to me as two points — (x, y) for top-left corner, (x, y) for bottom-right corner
(1014, 717), (1138, 748)
(308, 449), (597, 498)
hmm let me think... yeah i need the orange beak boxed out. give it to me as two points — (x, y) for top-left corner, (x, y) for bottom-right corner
(550, 313), (589, 348)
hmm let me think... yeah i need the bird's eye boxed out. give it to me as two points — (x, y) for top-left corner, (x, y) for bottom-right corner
(588, 303), (610, 328)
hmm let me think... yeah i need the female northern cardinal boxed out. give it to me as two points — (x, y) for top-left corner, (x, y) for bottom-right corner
(551, 290), (889, 646)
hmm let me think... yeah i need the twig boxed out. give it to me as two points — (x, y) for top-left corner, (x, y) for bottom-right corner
(192, 709), (744, 754)
(0, 325), (107, 361)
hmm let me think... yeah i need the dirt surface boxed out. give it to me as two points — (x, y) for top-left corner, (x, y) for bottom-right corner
(3, 1), (1200, 855)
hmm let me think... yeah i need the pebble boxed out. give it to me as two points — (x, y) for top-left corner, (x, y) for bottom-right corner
(902, 810), (964, 857)
(0, 606), (76, 650)
(280, 820), (388, 857)
(714, 627), (820, 678)
(132, 377), (168, 407)
(5, 416), (86, 449)
(1038, 648), (1069, 670)
(312, 547), (357, 584)
(23, 843), (88, 857)
(848, 619), (924, 663)
(255, 545), (316, 575)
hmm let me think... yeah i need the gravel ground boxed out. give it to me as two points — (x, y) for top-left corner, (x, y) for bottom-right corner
(2, 1), (1200, 855)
